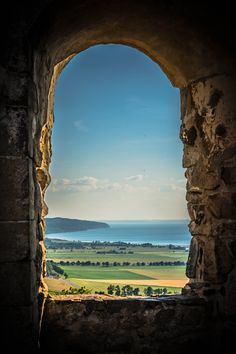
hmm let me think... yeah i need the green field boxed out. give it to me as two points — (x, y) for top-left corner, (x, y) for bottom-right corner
(61, 266), (154, 280)
(47, 246), (188, 263)
(68, 278), (182, 295)
(46, 245), (189, 295)
(60, 265), (186, 280)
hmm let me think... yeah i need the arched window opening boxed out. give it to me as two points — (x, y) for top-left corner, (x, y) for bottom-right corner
(44, 44), (190, 297)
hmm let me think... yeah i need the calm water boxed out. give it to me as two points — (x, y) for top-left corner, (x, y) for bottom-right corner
(46, 220), (191, 246)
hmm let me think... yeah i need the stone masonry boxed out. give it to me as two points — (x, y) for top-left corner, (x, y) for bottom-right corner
(0, 1), (236, 352)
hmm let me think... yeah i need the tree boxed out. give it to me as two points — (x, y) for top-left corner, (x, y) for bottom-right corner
(133, 287), (140, 296)
(121, 285), (133, 296)
(121, 286), (127, 297)
(154, 288), (162, 295)
(144, 286), (153, 296)
(163, 287), (167, 295)
(107, 284), (115, 295)
(61, 286), (92, 295)
(51, 262), (64, 275)
(114, 285), (121, 296)
(126, 285), (133, 296)
(64, 272), (68, 279)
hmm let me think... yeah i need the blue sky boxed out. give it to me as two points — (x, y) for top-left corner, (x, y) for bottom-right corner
(45, 44), (188, 220)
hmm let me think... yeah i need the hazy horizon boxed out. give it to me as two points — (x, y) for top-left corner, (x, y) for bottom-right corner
(46, 216), (189, 222)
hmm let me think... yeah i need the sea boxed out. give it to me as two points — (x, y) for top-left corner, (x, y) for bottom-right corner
(46, 220), (191, 246)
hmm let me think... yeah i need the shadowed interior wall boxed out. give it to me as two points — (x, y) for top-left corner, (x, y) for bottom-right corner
(0, 1), (236, 352)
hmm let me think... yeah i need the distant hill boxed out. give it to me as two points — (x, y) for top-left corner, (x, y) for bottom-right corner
(45, 217), (110, 234)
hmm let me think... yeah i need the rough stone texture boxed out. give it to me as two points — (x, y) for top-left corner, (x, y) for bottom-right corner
(0, 261), (36, 306)
(0, 106), (28, 156)
(40, 296), (234, 354)
(0, 221), (31, 262)
(0, 0), (236, 352)
(182, 76), (236, 311)
(0, 157), (30, 221)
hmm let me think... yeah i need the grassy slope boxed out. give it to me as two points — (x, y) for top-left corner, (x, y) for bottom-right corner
(45, 277), (71, 291)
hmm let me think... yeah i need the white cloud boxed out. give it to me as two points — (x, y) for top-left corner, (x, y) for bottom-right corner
(75, 176), (99, 187)
(61, 178), (71, 185)
(47, 175), (148, 194)
(107, 183), (136, 193)
(48, 176), (99, 192)
(48, 175), (187, 198)
(124, 174), (144, 181)
(48, 174), (188, 197)
(74, 120), (88, 132)
(106, 182), (123, 191)
(45, 175), (189, 220)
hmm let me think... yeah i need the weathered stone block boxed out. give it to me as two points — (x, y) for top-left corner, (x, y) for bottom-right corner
(0, 221), (31, 262)
(208, 194), (221, 218)
(187, 161), (220, 190)
(0, 261), (36, 306)
(181, 86), (193, 118)
(221, 167), (236, 184)
(6, 39), (29, 72)
(202, 238), (218, 283)
(186, 237), (199, 278)
(215, 239), (234, 280)
(0, 157), (30, 220)
(183, 146), (200, 168)
(209, 193), (236, 219)
(6, 72), (28, 106)
(186, 189), (203, 204)
(0, 106), (28, 155)
(221, 197), (236, 219)
(189, 221), (211, 236)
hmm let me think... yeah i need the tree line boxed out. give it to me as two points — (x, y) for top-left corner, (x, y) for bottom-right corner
(45, 238), (187, 250)
(46, 260), (68, 279)
(52, 285), (171, 297)
(107, 284), (169, 296)
(54, 260), (186, 267)
(96, 250), (134, 254)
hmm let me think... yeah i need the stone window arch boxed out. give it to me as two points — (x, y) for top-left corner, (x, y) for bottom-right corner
(1, 1), (236, 352)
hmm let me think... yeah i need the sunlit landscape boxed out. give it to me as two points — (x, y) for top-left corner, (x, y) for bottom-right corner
(45, 44), (189, 297)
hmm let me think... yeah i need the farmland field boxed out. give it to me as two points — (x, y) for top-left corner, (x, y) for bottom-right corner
(46, 246), (188, 263)
(45, 277), (71, 291)
(46, 243), (189, 295)
(66, 265), (187, 291)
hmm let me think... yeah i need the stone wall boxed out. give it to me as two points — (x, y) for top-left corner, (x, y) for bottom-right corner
(40, 295), (235, 354)
(0, 11), (44, 351)
(181, 75), (236, 315)
(0, 1), (236, 352)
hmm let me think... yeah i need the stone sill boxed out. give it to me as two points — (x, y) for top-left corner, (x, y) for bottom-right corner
(41, 293), (211, 353)
(47, 293), (206, 306)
